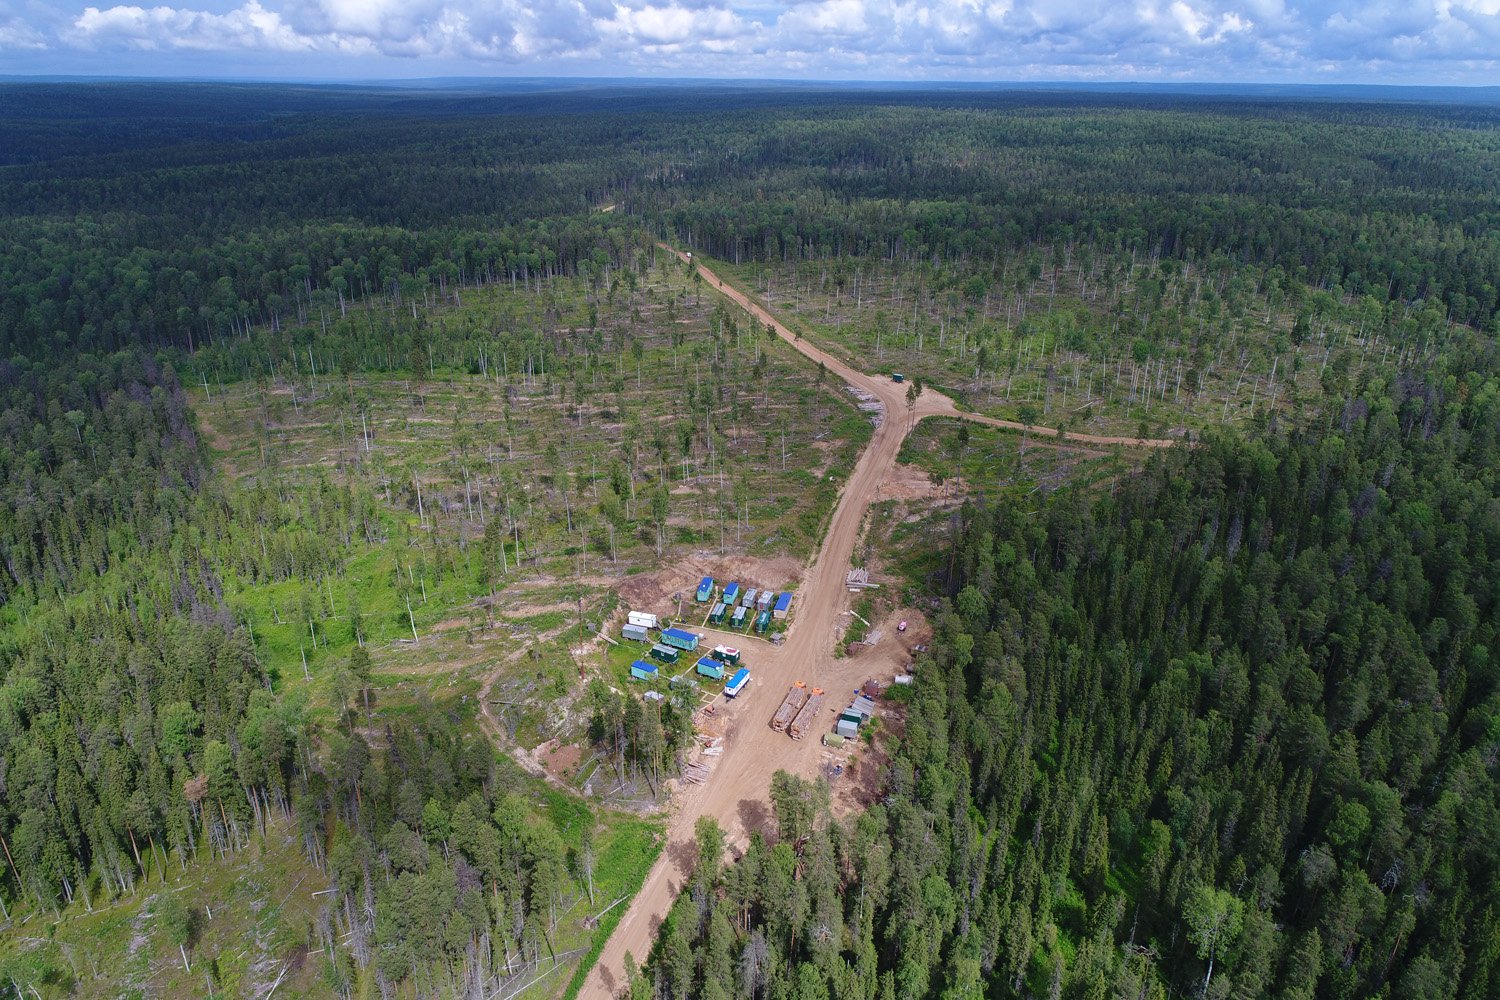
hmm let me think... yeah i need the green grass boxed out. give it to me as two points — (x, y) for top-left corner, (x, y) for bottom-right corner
(560, 814), (663, 1000)
(897, 417), (1132, 505)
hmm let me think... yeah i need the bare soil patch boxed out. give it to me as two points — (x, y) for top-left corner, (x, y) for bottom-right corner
(616, 554), (804, 614)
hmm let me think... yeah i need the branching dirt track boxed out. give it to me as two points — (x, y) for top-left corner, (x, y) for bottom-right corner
(580, 250), (1176, 998)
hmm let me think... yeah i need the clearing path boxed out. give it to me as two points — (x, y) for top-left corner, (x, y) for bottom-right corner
(581, 249), (1175, 998)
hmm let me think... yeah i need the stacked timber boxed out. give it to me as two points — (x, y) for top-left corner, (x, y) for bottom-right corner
(771, 682), (810, 732)
(788, 688), (826, 740)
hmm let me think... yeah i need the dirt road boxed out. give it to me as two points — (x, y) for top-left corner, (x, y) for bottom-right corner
(581, 251), (1173, 998)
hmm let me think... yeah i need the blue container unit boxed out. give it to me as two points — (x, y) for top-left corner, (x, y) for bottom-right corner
(695, 577), (714, 602)
(695, 656), (725, 680)
(773, 591), (793, 619)
(630, 660), (659, 682)
(725, 667), (751, 697)
(721, 582), (741, 607)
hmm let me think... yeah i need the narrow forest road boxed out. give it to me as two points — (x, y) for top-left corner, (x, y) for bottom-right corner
(580, 249), (1175, 998)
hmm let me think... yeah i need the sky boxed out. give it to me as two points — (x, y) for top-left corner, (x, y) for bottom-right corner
(1, 0), (1499, 84)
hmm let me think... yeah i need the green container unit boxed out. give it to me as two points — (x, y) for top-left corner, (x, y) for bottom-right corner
(709, 602), (727, 624)
(754, 610), (772, 634)
(731, 606), (749, 629)
(711, 645), (741, 665)
(649, 644), (680, 664)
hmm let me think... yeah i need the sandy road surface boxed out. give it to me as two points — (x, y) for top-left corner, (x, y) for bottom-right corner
(581, 250), (1173, 998)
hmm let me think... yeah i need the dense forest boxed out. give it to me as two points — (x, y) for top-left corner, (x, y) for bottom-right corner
(2, 82), (1499, 998)
(3, 85), (1500, 360)
(642, 341), (1500, 999)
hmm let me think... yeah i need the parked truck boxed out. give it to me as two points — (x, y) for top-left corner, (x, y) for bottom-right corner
(788, 688), (826, 740)
(771, 682), (809, 732)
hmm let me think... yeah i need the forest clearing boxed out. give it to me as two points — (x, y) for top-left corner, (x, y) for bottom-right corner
(2, 82), (1497, 1000)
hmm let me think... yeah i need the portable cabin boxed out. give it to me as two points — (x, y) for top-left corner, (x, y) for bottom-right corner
(695, 577), (714, 602)
(741, 587), (758, 609)
(709, 602), (728, 624)
(627, 611), (659, 630)
(773, 592), (793, 619)
(822, 732), (846, 748)
(731, 606), (749, 629)
(661, 627), (700, 652)
(669, 672), (697, 690)
(629, 660), (659, 682)
(643, 690), (666, 702)
(756, 590), (774, 611)
(622, 624), (650, 643)
(754, 610), (772, 634)
(835, 716), (860, 739)
(649, 643), (680, 664)
(891, 372), (905, 383)
(711, 645), (741, 665)
(721, 582), (741, 606)
(724, 667), (750, 698)
(695, 656), (725, 680)
(848, 695), (877, 720)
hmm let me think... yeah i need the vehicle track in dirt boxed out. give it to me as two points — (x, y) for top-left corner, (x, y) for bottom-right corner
(580, 248), (1175, 998)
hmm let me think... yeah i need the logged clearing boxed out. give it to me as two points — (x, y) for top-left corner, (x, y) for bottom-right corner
(579, 251), (1176, 997)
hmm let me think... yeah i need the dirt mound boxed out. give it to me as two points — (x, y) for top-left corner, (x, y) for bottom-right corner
(879, 460), (957, 502)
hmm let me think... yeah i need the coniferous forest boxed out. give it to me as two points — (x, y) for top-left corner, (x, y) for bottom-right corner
(0, 82), (1497, 998)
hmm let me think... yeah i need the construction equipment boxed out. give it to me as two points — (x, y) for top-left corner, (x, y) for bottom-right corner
(788, 688), (825, 740)
(771, 682), (809, 732)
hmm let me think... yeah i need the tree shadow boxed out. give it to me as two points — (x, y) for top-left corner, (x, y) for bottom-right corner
(667, 834), (699, 879)
(737, 797), (774, 840)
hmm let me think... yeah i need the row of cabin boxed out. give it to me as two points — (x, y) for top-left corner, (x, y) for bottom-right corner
(637, 656), (748, 699)
(712, 604), (773, 633)
(694, 577), (795, 621)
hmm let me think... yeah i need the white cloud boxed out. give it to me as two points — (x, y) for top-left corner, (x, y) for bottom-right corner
(13, 1), (1498, 80)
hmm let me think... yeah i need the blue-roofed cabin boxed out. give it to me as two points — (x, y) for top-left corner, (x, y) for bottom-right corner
(630, 660), (659, 681)
(661, 627), (700, 651)
(773, 592), (793, 619)
(696, 577), (714, 602)
(722, 582), (741, 606)
(725, 667), (750, 697)
(695, 656), (725, 680)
